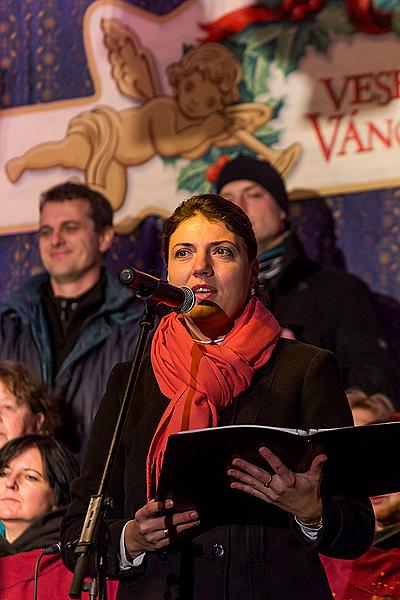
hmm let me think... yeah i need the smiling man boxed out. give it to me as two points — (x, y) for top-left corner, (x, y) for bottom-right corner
(0, 182), (142, 457)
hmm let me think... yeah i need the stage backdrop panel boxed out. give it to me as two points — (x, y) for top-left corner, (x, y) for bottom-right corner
(0, 0), (399, 303)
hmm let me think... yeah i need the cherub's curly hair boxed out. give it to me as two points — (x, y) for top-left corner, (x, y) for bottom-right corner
(167, 43), (242, 106)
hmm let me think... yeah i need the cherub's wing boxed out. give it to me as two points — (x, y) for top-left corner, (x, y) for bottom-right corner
(102, 18), (162, 102)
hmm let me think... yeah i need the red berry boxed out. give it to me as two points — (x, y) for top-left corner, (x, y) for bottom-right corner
(308, 0), (323, 12)
(206, 164), (218, 183)
(282, 0), (295, 12)
(206, 155), (230, 183)
(216, 155), (229, 168)
(290, 3), (308, 20)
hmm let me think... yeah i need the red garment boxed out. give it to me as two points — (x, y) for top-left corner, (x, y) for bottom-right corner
(148, 297), (281, 497)
(0, 549), (119, 599)
(321, 547), (400, 599)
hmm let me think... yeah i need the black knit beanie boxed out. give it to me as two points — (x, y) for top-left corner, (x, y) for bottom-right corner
(215, 154), (289, 215)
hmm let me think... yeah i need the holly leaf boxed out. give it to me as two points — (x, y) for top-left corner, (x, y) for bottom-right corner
(255, 128), (281, 147)
(292, 22), (318, 66)
(238, 81), (254, 103)
(177, 158), (212, 194)
(240, 24), (282, 52)
(224, 39), (247, 64)
(252, 53), (272, 96)
(309, 24), (331, 53)
(275, 23), (312, 74)
(206, 146), (222, 163)
(162, 156), (179, 166)
(241, 51), (260, 96)
(316, 2), (353, 35)
(234, 25), (258, 45)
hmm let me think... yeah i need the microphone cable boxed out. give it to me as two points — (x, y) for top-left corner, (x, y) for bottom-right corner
(33, 543), (60, 600)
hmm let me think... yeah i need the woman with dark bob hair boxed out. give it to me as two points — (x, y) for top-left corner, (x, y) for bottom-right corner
(62, 194), (374, 600)
(0, 360), (60, 448)
(0, 435), (101, 600)
(0, 434), (78, 552)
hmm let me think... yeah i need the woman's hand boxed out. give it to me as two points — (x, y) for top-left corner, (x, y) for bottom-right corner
(227, 446), (327, 524)
(124, 498), (200, 558)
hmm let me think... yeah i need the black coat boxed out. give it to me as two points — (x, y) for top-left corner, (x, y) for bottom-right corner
(61, 339), (374, 600)
(264, 234), (395, 400)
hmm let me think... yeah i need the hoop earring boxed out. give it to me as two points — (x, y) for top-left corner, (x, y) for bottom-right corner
(250, 287), (256, 296)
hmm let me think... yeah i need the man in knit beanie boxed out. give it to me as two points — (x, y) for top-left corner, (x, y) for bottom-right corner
(214, 154), (396, 404)
(215, 154), (290, 282)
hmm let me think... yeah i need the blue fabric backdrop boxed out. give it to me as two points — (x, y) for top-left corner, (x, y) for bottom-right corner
(1, 0), (399, 378)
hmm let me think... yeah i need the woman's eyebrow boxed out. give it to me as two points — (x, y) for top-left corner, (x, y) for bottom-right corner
(172, 240), (238, 249)
(209, 240), (239, 248)
(22, 468), (44, 477)
(170, 242), (194, 250)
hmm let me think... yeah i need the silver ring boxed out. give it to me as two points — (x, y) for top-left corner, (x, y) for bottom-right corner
(163, 528), (169, 538)
(264, 474), (273, 488)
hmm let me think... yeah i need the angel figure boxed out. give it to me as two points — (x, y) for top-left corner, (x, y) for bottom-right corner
(6, 18), (301, 210)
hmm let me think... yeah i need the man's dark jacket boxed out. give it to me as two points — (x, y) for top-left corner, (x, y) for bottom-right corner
(0, 270), (142, 455)
(263, 233), (395, 399)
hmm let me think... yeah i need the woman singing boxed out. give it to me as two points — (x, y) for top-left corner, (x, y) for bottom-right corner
(62, 194), (374, 599)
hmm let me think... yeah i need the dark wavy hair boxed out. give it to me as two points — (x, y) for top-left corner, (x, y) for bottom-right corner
(162, 193), (258, 265)
(0, 361), (60, 436)
(39, 181), (113, 232)
(0, 435), (79, 508)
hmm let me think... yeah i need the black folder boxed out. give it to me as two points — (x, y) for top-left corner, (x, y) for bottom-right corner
(156, 422), (400, 524)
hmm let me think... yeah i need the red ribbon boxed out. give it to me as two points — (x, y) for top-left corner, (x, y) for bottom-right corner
(199, 5), (285, 43)
(199, 1), (392, 43)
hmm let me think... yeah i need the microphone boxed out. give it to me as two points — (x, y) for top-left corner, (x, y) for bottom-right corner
(119, 267), (196, 314)
(43, 542), (61, 555)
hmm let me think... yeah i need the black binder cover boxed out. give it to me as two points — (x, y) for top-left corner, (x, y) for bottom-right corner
(156, 422), (400, 524)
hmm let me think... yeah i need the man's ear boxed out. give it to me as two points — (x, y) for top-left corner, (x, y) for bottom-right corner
(279, 209), (289, 232)
(99, 226), (115, 254)
(33, 412), (45, 433)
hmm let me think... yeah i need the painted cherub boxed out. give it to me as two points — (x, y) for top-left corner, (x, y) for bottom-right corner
(6, 18), (301, 210)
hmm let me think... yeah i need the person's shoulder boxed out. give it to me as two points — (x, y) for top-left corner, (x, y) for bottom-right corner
(257, 338), (341, 396)
(102, 269), (143, 317)
(275, 337), (334, 362)
(291, 264), (374, 307)
(104, 354), (155, 403)
(108, 359), (132, 379)
(266, 338), (335, 378)
(309, 265), (370, 291)
(108, 351), (152, 379)
(0, 272), (48, 315)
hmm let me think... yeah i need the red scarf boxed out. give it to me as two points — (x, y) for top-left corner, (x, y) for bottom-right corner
(147, 297), (281, 499)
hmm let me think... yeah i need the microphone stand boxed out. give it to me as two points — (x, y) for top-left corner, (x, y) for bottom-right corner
(69, 301), (157, 599)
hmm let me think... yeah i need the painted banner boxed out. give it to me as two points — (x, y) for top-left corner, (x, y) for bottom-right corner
(1, 0), (400, 234)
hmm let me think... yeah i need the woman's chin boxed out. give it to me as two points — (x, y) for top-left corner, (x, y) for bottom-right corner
(189, 302), (224, 321)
